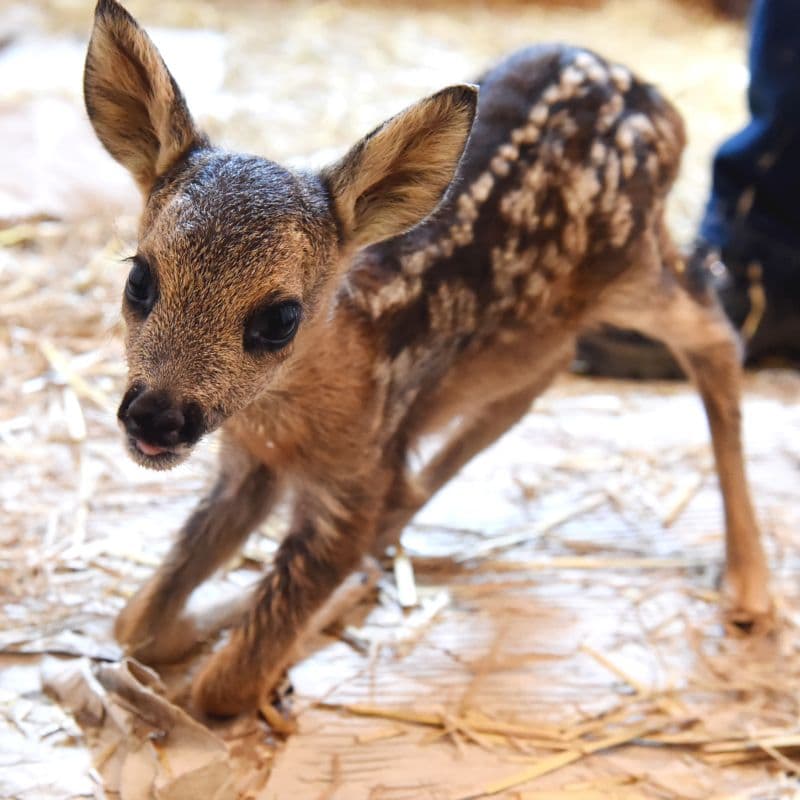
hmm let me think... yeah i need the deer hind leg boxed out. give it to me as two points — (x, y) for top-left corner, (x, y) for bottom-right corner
(115, 444), (280, 664)
(596, 229), (771, 627)
(376, 347), (573, 554)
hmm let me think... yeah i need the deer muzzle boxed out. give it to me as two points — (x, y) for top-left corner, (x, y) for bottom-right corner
(117, 384), (205, 469)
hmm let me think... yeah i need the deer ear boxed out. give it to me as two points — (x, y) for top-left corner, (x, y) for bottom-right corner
(321, 84), (477, 249)
(83, 0), (206, 193)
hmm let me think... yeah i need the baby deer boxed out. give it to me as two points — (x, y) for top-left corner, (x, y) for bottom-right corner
(85, 0), (771, 716)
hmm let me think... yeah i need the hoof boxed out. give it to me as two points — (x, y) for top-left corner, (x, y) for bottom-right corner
(191, 647), (259, 718)
(723, 602), (775, 636)
(721, 568), (774, 635)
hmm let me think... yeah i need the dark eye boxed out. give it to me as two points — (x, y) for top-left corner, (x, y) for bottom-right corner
(125, 257), (157, 316)
(244, 300), (302, 353)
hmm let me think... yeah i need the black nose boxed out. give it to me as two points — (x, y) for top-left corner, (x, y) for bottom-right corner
(118, 387), (202, 448)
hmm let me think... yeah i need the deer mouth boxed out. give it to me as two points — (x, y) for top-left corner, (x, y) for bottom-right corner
(125, 434), (191, 471)
(135, 439), (169, 457)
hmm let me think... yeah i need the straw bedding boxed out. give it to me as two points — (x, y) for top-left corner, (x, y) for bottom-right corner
(2, 1), (799, 797)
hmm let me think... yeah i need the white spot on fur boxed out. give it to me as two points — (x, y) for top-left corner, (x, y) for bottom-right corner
(586, 63), (609, 84)
(427, 280), (477, 336)
(512, 123), (540, 146)
(499, 143), (520, 161)
(404, 249), (428, 276)
(621, 151), (638, 179)
(616, 125), (635, 151)
(562, 166), (601, 218)
(542, 85), (562, 105)
(491, 155), (511, 177)
(525, 271), (545, 299)
(626, 113), (655, 137)
(600, 151), (621, 213)
(609, 194), (633, 247)
(450, 222), (473, 247)
(367, 276), (420, 316)
(575, 51), (600, 71)
(457, 193), (479, 223)
(561, 65), (585, 89)
(597, 93), (624, 132)
(529, 102), (550, 126)
(610, 64), (632, 92)
(470, 172), (495, 202)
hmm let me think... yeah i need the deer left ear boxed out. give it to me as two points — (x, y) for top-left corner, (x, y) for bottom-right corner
(321, 84), (478, 250)
(83, 0), (207, 194)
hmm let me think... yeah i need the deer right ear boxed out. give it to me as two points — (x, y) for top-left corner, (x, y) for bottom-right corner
(83, 0), (206, 193)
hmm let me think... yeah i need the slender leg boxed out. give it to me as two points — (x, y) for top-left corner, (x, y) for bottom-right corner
(677, 339), (771, 623)
(115, 446), (280, 663)
(191, 479), (381, 716)
(598, 229), (771, 624)
(376, 354), (569, 554)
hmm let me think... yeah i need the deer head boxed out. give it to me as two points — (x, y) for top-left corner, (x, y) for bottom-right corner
(84, 0), (477, 469)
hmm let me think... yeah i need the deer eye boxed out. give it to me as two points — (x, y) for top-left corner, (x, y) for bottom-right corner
(244, 300), (302, 353)
(124, 257), (157, 316)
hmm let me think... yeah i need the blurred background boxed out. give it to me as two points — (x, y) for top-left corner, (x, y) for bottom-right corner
(3, 2), (800, 799)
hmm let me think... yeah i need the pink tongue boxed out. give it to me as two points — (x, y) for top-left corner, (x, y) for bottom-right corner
(136, 440), (167, 456)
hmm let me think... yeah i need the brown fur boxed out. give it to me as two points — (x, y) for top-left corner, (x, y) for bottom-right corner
(85, 0), (771, 717)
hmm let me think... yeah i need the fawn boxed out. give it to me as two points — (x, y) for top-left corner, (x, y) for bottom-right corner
(84, 0), (771, 716)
